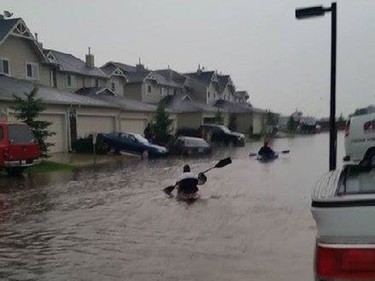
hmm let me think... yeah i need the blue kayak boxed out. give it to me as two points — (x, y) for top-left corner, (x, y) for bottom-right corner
(257, 153), (278, 162)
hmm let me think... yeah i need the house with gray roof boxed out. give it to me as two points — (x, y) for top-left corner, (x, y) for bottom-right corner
(118, 66), (190, 105)
(217, 74), (236, 102)
(44, 48), (109, 93)
(0, 17), (54, 86)
(185, 68), (220, 105)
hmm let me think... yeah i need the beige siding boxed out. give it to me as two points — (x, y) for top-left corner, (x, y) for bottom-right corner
(188, 79), (207, 104)
(236, 113), (252, 134)
(177, 113), (202, 129)
(207, 82), (219, 105)
(120, 118), (146, 135)
(142, 81), (162, 104)
(107, 76), (125, 96)
(38, 113), (67, 153)
(124, 83), (143, 101)
(0, 35), (51, 86)
(253, 113), (264, 135)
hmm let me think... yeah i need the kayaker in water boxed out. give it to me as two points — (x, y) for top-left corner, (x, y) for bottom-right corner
(258, 141), (275, 158)
(176, 165), (207, 197)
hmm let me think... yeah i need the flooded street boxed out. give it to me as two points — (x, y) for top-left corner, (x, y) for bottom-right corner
(0, 133), (344, 281)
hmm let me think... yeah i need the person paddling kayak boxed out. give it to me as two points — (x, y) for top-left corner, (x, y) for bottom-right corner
(176, 165), (207, 199)
(258, 141), (275, 159)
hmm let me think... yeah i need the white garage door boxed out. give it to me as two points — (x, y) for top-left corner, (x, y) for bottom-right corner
(9, 113), (66, 153)
(39, 114), (66, 153)
(253, 114), (263, 134)
(120, 119), (146, 135)
(77, 115), (115, 137)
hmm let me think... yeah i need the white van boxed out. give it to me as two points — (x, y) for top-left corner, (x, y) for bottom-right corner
(344, 112), (375, 165)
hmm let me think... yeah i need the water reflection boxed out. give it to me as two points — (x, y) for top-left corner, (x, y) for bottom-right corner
(0, 133), (344, 281)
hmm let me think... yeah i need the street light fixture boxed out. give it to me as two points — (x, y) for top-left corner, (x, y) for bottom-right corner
(295, 3), (337, 171)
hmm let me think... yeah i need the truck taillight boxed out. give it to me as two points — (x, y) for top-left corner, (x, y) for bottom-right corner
(345, 120), (350, 137)
(316, 244), (375, 280)
(3, 147), (9, 160)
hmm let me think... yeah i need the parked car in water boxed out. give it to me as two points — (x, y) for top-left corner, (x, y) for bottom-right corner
(198, 124), (245, 146)
(311, 164), (375, 281)
(344, 112), (375, 165)
(0, 122), (40, 176)
(169, 136), (211, 156)
(101, 132), (168, 158)
(176, 124), (245, 147)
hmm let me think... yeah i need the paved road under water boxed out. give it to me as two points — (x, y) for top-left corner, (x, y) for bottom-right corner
(0, 132), (344, 281)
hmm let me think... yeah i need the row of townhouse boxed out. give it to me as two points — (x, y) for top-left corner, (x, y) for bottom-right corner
(0, 15), (266, 154)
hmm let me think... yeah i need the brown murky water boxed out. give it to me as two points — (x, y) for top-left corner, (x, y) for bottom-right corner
(0, 133), (344, 281)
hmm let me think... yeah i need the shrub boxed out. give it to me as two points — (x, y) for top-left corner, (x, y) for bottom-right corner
(71, 134), (110, 154)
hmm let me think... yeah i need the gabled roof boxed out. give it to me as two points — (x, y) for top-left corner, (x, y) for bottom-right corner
(214, 99), (254, 114)
(0, 18), (20, 44)
(185, 71), (216, 87)
(75, 87), (116, 96)
(44, 49), (107, 78)
(153, 69), (187, 88)
(0, 18), (47, 61)
(0, 75), (116, 108)
(217, 75), (230, 92)
(107, 61), (137, 73)
(126, 70), (151, 83)
(77, 92), (158, 112)
(161, 92), (217, 113)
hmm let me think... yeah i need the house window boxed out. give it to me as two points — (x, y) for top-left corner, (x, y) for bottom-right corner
(147, 85), (152, 93)
(0, 59), (10, 75)
(208, 91), (211, 98)
(0, 127), (3, 141)
(111, 82), (116, 92)
(66, 74), (76, 88)
(25, 63), (39, 80)
(50, 70), (57, 88)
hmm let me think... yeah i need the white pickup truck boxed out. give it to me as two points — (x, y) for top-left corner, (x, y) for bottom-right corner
(312, 164), (375, 280)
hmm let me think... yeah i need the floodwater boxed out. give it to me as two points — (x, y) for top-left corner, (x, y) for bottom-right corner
(0, 132), (344, 281)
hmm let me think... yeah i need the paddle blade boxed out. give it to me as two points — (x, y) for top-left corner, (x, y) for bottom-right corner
(215, 157), (232, 168)
(163, 185), (175, 195)
(281, 150), (290, 154)
(249, 153), (257, 157)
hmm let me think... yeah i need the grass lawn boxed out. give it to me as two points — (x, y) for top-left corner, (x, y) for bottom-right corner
(25, 161), (76, 173)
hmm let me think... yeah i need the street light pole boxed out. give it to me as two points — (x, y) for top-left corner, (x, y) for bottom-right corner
(295, 2), (337, 171)
(329, 2), (337, 171)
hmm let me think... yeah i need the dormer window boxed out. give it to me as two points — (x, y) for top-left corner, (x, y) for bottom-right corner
(0, 59), (10, 76)
(47, 53), (57, 63)
(66, 74), (76, 88)
(25, 63), (39, 80)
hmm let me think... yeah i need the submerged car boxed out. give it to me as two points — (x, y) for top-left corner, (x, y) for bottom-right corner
(198, 124), (245, 146)
(311, 164), (375, 280)
(101, 132), (168, 158)
(169, 136), (211, 156)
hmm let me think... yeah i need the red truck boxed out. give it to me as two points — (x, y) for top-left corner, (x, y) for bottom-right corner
(0, 122), (40, 176)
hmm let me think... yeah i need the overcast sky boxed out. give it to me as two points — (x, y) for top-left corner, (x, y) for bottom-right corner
(3, 0), (375, 117)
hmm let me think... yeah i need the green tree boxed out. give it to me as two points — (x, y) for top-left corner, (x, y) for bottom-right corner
(214, 109), (224, 125)
(150, 102), (173, 145)
(11, 86), (55, 157)
(228, 113), (237, 131)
